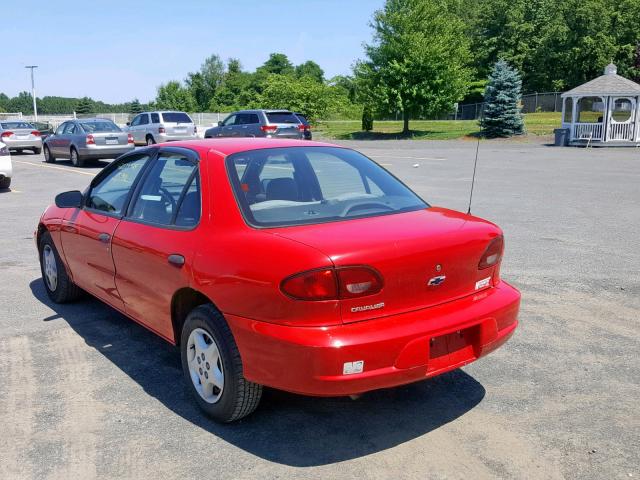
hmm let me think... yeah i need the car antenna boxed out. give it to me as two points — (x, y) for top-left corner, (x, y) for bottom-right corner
(467, 134), (481, 215)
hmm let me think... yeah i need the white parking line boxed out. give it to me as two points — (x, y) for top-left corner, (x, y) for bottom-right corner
(13, 160), (97, 177)
(366, 154), (446, 161)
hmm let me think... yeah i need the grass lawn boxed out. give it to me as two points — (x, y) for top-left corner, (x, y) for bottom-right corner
(315, 112), (562, 140)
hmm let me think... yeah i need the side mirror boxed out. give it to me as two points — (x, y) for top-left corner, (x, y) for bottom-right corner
(217, 121), (222, 126)
(126, 122), (131, 126)
(55, 190), (83, 209)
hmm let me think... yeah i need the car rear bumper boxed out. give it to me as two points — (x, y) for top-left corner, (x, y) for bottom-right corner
(226, 280), (520, 396)
(3, 138), (42, 149)
(78, 144), (135, 159)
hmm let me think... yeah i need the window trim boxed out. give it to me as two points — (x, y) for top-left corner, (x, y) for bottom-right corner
(225, 146), (429, 229)
(122, 146), (202, 231)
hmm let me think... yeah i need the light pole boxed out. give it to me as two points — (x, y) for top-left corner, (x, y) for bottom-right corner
(25, 65), (38, 121)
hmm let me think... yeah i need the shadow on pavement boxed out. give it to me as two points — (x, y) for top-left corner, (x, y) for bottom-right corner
(30, 278), (486, 467)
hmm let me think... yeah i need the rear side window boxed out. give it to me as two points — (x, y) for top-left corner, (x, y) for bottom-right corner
(162, 112), (192, 124)
(266, 112), (298, 124)
(87, 154), (150, 215)
(139, 114), (149, 125)
(151, 113), (160, 124)
(129, 151), (199, 226)
(236, 113), (259, 125)
(227, 146), (427, 227)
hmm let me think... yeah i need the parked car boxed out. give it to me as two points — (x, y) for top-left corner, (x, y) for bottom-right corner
(294, 112), (312, 140)
(32, 121), (55, 140)
(36, 138), (520, 422)
(0, 141), (12, 189)
(43, 118), (134, 167)
(0, 120), (42, 154)
(126, 111), (197, 146)
(204, 110), (304, 140)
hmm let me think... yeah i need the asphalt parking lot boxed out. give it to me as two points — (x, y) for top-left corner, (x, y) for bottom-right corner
(1, 138), (638, 480)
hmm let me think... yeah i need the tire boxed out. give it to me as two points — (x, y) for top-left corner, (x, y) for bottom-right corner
(146, 135), (155, 146)
(16, 148), (23, 155)
(39, 231), (82, 303)
(33, 147), (42, 155)
(70, 147), (84, 167)
(181, 304), (262, 422)
(0, 177), (10, 189)
(44, 145), (56, 163)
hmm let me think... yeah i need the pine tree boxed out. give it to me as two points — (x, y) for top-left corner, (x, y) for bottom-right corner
(129, 98), (143, 114)
(362, 105), (374, 131)
(75, 97), (93, 115)
(480, 60), (524, 138)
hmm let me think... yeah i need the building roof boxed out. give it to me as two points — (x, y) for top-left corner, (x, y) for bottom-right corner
(562, 64), (640, 97)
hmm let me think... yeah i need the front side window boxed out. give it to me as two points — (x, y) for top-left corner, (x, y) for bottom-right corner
(130, 115), (141, 126)
(63, 123), (77, 135)
(87, 155), (150, 215)
(129, 151), (199, 226)
(55, 123), (67, 135)
(139, 114), (149, 125)
(227, 147), (427, 227)
(221, 114), (236, 126)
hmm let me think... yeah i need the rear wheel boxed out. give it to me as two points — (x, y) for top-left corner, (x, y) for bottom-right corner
(0, 177), (10, 189)
(44, 145), (56, 163)
(181, 304), (262, 422)
(33, 147), (42, 155)
(15, 149), (23, 155)
(70, 147), (84, 167)
(39, 231), (81, 303)
(146, 135), (155, 146)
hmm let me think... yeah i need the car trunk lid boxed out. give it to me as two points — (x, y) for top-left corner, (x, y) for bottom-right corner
(272, 207), (502, 323)
(90, 131), (129, 146)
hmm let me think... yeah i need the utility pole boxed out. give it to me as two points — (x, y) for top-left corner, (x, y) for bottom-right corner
(25, 65), (38, 121)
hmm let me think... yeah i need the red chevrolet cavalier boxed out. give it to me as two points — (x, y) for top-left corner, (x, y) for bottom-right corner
(36, 139), (520, 422)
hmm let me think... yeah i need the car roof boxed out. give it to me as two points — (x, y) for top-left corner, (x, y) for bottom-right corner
(162, 138), (339, 157)
(75, 118), (114, 122)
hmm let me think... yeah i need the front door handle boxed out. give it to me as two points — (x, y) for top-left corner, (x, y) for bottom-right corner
(168, 254), (185, 267)
(98, 233), (110, 243)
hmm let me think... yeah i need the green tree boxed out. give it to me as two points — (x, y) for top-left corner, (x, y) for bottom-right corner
(295, 61), (324, 83)
(155, 81), (196, 111)
(362, 105), (374, 131)
(258, 75), (331, 122)
(480, 60), (524, 138)
(8, 91), (34, 114)
(355, 0), (472, 133)
(75, 97), (93, 114)
(186, 54), (225, 111)
(129, 98), (143, 114)
(257, 53), (295, 76)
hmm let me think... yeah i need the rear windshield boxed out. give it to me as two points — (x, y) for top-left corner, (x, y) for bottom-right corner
(227, 146), (427, 227)
(1, 122), (33, 129)
(161, 112), (192, 124)
(80, 121), (121, 133)
(266, 112), (299, 124)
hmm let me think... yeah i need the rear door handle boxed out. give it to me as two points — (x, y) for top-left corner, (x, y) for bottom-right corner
(168, 254), (185, 267)
(98, 233), (111, 243)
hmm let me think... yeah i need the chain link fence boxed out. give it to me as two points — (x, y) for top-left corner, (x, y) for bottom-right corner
(455, 92), (563, 120)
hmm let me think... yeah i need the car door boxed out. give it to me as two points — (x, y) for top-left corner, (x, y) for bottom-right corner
(129, 114), (143, 144)
(218, 114), (236, 137)
(137, 113), (150, 142)
(111, 147), (202, 341)
(49, 122), (67, 155)
(58, 122), (78, 158)
(60, 152), (152, 309)
(245, 113), (261, 137)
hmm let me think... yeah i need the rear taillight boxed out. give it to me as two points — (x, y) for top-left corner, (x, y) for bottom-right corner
(31, 131), (41, 136)
(478, 235), (504, 270)
(1, 131), (13, 138)
(86, 134), (95, 145)
(127, 133), (134, 144)
(158, 126), (166, 134)
(298, 124), (306, 131)
(281, 266), (383, 301)
(260, 125), (278, 133)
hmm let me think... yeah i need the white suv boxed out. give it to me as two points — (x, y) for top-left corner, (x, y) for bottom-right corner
(0, 142), (12, 189)
(126, 111), (197, 146)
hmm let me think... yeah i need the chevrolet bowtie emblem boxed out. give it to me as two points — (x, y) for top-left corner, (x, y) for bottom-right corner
(427, 275), (446, 286)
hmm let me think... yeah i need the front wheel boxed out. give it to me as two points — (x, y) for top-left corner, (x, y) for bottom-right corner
(181, 304), (262, 422)
(44, 145), (56, 163)
(39, 231), (82, 303)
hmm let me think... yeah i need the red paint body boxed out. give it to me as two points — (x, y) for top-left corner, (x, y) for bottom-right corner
(38, 139), (520, 396)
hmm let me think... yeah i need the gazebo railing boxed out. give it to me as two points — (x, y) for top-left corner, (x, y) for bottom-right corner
(608, 122), (634, 140)
(573, 123), (603, 141)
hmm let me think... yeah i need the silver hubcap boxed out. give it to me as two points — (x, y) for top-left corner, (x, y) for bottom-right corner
(147, 138), (153, 145)
(71, 150), (77, 164)
(187, 328), (224, 403)
(43, 245), (58, 291)
(44, 148), (49, 160)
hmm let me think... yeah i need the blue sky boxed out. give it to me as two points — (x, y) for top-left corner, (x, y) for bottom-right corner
(1, 1), (384, 103)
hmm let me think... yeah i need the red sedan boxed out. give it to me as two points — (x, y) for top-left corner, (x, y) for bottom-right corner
(36, 139), (520, 422)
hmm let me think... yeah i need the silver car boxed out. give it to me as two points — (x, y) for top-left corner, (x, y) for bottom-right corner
(43, 118), (134, 167)
(0, 120), (43, 154)
(0, 141), (12, 189)
(204, 110), (304, 140)
(126, 111), (198, 146)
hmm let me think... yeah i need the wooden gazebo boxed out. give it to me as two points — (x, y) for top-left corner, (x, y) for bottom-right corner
(561, 64), (640, 146)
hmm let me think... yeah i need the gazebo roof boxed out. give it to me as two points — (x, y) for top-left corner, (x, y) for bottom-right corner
(562, 64), (640, 97)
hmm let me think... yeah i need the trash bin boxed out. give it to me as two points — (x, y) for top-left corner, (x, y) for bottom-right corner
(554, 128), (570, 146)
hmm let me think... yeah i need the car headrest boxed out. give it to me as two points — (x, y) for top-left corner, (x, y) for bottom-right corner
(266, 178), (298, 201)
